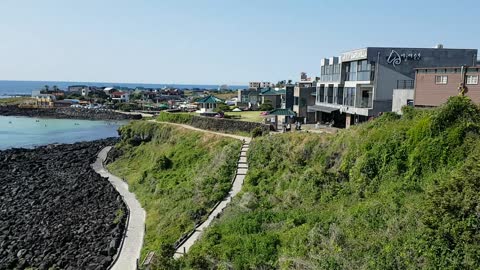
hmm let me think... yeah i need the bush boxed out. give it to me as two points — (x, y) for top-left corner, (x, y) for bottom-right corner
(259, 103), (273, 112)
(157, 112), (193, 124)
(251, 127), (263, 138)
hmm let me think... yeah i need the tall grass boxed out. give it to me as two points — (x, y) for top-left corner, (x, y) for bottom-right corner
(107, 121), (241, 267)
(180, 96), (480, 269)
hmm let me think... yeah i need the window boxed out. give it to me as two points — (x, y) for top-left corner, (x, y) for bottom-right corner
(319, 87), (325, 103)
(336, 87), (344, 105)
(466, 75), (479, 85)
(294, 97), (299, 105)
(435, 75), (448, 84)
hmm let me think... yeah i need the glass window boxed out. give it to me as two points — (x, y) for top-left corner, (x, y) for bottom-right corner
(466, 75), (478, 85)
(345, 87), (356, 106)
(327, 87), (334, 104)
(435, 75), (448, 84)
(294, 97), (299, 105)
(319, 87), (325, 103)
(336, 87), (344, 105)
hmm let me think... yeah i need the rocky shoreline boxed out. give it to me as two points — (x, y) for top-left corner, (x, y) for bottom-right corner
(0, 139), (127, 269)
(0, 105), (142, 121)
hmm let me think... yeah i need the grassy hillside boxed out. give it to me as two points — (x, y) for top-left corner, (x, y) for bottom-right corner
(107, 121), (242, 267)
(179, 96), (480, 269)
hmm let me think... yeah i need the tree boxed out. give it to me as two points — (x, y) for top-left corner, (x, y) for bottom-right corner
(44, 85), (49, 92)
(214, 103), (231, 112)
(259, 100), (273, 111)
(52, 85), (58, 92)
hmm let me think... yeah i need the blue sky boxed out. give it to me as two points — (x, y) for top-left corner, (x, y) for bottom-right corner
(0, 0), (478, 85)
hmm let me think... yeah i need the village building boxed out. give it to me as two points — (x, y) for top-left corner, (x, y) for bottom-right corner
(413, 66), (480, 107)
(195, 95), (223, 114)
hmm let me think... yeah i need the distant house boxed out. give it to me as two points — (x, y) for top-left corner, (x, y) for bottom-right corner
(237, 89), (260, 109)
(103, 87), (117, 95)
(34, 94), (56, 108)
(260, 88), (287, 109)
(68, 85), (88, 92)
(110, 91), (130, 102)
(196, 95), (223, 114)
(265, 108), (296, 131)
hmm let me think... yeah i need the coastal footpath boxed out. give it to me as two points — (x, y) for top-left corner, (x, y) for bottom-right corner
(0, 105), (142, 121)
(92, 146), (146, 270)
(0, 139), (127, 269)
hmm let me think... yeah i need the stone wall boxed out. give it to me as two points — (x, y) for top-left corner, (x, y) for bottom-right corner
(190, 115), (270, 134)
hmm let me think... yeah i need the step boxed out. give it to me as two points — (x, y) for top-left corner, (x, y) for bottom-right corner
(239, 156), (247, 163)
(238, 163), (248, 169)
(237, 168), (248, 174)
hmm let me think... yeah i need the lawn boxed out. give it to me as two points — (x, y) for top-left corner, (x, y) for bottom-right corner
(225, 111), (265, 123)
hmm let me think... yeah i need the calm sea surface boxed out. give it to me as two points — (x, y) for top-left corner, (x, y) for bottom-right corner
(0, 116), (125, 150)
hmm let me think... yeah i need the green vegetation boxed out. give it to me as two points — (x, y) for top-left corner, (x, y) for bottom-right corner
(156, 112), (194, 124)
(178, 96), (480, 269)
(259, 100), (274, 111)
(0, 97), (33, 105)
(107, 121), (241, 267)
(113, 208), (125, 225)
(224, 111), (265, 123)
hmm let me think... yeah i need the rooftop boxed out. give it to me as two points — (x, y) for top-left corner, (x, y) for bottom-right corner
(196, 95), (223, 104)
(268, 108), (296, 116)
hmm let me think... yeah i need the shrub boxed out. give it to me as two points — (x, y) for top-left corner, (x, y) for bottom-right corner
(157, 112), (193, 124)
(251, 127), (263, 138)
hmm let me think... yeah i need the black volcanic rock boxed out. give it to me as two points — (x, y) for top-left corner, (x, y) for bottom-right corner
(0, 105), (141, 120)
(0, 139), (127, 269)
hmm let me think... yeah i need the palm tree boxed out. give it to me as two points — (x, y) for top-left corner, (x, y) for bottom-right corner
(52, 85), (58, 92)
(44, 85), (49, 92)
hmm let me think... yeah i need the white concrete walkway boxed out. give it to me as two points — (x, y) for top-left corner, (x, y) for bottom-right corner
(92, 147), (146, 270)
(173, 139), (250, 259)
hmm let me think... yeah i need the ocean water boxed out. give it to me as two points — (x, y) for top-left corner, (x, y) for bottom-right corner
(0, 116), (125, 150)
(0, 80), (246, 96)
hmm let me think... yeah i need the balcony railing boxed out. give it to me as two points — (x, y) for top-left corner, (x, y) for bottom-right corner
(345, 71), (375, 81)
(396, 80), (414, 89)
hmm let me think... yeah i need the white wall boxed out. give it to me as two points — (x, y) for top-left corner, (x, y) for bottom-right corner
(392, 89), (414, 114)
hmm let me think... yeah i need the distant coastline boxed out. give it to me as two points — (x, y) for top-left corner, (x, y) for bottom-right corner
(0, 80), (247, 96)
(0, 105), (142, 121)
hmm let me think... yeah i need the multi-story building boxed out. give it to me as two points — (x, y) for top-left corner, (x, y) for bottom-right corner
(293, 80), (316, 121)
(249, 81), (271, 89)
(309, 46), (477, 128)
(414, 66), (480, 107)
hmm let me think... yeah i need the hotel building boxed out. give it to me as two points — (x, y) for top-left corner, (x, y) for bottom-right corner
(309, 46), (477, 128)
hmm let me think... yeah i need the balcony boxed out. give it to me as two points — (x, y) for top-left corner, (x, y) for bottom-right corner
(345, 70), (375, 81)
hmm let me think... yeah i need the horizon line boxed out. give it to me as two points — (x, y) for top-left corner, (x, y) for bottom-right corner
(0, 79), (249, 87)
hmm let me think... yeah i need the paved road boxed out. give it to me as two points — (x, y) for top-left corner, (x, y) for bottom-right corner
(92, 147), (146, 270)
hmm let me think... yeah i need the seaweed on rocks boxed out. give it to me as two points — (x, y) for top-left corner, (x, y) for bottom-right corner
(0, 138), (126, 270)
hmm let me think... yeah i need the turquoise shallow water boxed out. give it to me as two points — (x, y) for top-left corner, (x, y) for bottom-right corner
(0, 116), (125, 150)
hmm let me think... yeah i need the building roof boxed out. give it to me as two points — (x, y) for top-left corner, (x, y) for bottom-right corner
(308, 105), (340, 113)
(268, 108), (296, 116)
(196, 95), (223, 104)
(260, 89), (286, 95)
